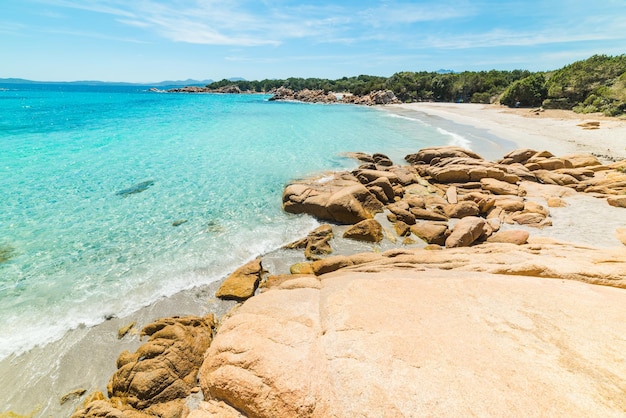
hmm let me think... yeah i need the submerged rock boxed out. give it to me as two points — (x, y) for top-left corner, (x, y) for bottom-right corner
(115, 180), (155, 197)
(172, 219), (188, 227)
(0, 244), (16, 263)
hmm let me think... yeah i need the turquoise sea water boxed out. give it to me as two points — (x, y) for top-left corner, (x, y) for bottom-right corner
(0, 84), (506, 360)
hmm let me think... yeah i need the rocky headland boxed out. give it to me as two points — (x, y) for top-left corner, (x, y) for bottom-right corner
(163, 84), (401, 106)
(66, 145), (626, 417)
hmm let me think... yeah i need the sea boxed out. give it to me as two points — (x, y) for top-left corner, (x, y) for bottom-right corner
(0, 83), (513, 362)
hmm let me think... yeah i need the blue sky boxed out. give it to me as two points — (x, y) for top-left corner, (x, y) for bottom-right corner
(1, 0), (625, 82)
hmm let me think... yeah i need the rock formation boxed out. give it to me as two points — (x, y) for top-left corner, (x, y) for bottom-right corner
(200, 265), (626, 417)
(283, 146), (626, 252)
(268, 88), (400, 105)
(73, 315), (215, 418)
(69, 146), (626, 417)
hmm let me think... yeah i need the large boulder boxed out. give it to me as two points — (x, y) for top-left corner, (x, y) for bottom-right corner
(283, 179), (384, 224)
(405, 146), (483, 165)
(444, 201), (480, 218)
(216, 258), (264, 300)
(199, 268), (626, 417)
(410, 221), (449, 245)
(342, 219), (383, 243)
(445, 216), (487, 248)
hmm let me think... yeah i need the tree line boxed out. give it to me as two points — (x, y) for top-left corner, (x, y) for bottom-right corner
(207, 54), (626, 116)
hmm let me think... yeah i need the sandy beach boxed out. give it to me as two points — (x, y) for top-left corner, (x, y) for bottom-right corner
(389, 102), (626, 162)
(3, 102), (626, 417)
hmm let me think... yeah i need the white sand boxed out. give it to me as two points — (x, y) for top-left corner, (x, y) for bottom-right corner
(389, 102), (626, 162)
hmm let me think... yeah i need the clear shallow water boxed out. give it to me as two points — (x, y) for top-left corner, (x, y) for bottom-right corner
(0, 84), (488, 360)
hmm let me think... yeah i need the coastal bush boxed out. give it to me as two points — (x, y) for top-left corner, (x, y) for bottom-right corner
(499, 73), (547, 107)
(545, 54), (626, 115)
(541, 98), (572, 109)
(470, 92), (493, 104)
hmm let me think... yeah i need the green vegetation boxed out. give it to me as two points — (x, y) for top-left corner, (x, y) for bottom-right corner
(207, 54), (626, 116)
(500, 73), (547, 107)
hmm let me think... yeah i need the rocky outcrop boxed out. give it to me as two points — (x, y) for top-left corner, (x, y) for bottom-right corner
(269, 88), (400, 105)
(341, 90), (400, 105)
(70, 145), (626, 418)
(284, 147), (625, 256)
(268, 87), (337, 103)
(213, 85), (243, 94)
(167, 86), (211, 93)
(73, 315), (215, 418)
(167, 85), (245, 94)
(199, 263), (626, 417)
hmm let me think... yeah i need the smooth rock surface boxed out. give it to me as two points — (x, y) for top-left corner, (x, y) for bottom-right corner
(200, 269), (626, 417)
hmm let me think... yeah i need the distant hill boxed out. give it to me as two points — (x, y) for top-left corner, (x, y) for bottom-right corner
(0, 78), (213, 86)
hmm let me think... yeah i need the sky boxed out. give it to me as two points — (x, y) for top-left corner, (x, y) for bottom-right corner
(1, 0), (625, 83)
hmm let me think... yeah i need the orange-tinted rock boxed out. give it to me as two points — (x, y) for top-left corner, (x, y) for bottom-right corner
(74, 315), (215, 418)
(405, 146), (483, 165)
(216, 258), (264, 300)
(607, 196), (626, 208)
(445, 216), (486, 248)
(444, 201), (480, 218)
(487, 230), (530, 245)
(410, 222), (449, 246)
(343, 219), (383, 243)
(480, 178), (519, 195)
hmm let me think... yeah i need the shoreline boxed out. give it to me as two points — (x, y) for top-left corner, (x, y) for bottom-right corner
(3, 101), (626, 417)
(386, 102), (626, 162)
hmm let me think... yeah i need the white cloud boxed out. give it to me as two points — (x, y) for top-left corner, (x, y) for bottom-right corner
(358, 1), (474, 26)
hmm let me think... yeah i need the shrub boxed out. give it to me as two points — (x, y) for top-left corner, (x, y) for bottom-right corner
(470, 92), (493, 104)
(541, 98), (572, 109)
(500, 74), (547, 107)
